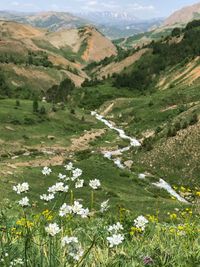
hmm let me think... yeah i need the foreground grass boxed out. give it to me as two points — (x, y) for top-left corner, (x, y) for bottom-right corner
(0, 163), (199, 267)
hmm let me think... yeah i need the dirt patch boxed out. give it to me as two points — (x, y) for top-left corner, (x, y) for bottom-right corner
(101, 103), (114, 116)
(2, 129), (106, 169)
(161, 105), (178, 112)
(81, 27), (117, 62)
(13, 65), (57, 84)
(61, 70), (85, 87)
(96, 48), (149, 79)
(46, 29), (81, 52)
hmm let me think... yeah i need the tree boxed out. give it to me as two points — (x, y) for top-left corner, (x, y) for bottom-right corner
(40, 106), (46, 115)
(33, 99), (39, 113)
(172, 28), (181, 37)
(15, 100), (20, 107)
(46, 78), (75, 103)
(0, 69), (11, 97)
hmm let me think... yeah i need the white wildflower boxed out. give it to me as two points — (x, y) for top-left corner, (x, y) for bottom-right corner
(61, 236), (78, 246)
(138, 173), (146, 179)
(10, 258), (24, 266)
(62, 235), (84, 261)
(65, 162), (74, 171)
(59, 203), (73, 217)
(40, 193), (55, 202)
(70, 247), (84, 261)
(100, 199), (110, 213)
(72, 201), (83, 214)
(45, 223), (60, 237)
(107, 234), (124, 248)
(48, 182), (69, 194)
(108, 222), (123, 233)
(18, 197), (30, 207)
(78, 208), (89, 218)
(71, 168), (82, 180)
(75, 179), (84, 188)
(13, 182), (29, 194)
(59, 201), (89, 218)
(58, 173), (67, 180)
(42, 167), (52, 176)
(134, 215), (148, 231)
(89, 179), (101, 190)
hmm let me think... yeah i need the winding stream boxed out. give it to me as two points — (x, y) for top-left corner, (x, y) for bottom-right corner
(91, 111), (188, 203)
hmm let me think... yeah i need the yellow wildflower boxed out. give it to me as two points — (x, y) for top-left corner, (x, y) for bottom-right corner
(147, 214), (158, 223)
(170, 213), (177, 220)
(130, 226), (143, 236)
(16, 218), (34, 228)
(180, 186), (186, 192)
(169, 227), (176, 234)
(42, 209), (53, 221)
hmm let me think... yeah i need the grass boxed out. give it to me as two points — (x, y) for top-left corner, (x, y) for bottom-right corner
(0, 161), (199, 267)
(81, 82), (200, 188)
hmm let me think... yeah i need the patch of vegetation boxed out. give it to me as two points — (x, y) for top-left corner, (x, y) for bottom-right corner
(114, 20), (200, 90)
(46, 78), (75, 103)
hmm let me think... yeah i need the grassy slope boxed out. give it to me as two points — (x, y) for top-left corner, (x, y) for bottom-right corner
(0, 96), (189, 218)
(82, 82), (200, 188)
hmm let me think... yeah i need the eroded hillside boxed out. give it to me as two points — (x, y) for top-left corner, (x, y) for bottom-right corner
(0, 21), (117, 92)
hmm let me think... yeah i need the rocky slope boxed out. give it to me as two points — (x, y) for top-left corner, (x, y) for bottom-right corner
(164, 2), (200, 26)
(0, 11), (89, 31)
(0, 21), (117, 90)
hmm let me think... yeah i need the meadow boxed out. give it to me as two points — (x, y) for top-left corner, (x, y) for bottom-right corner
(0, 79), (200, 266)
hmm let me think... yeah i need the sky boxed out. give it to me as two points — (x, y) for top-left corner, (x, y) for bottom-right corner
(0, 0), (200, 18)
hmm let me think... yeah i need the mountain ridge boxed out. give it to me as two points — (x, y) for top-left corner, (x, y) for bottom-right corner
(164, 2), (200, 26)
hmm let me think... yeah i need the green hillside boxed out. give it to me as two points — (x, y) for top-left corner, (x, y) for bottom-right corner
(0, 18), (200, 267)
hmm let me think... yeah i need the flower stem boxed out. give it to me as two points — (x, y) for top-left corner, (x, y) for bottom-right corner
(91, 191), (94, 210)
(70, 190), (74, 205)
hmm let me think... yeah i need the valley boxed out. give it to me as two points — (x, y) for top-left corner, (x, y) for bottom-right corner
(0, 2), (200, 266)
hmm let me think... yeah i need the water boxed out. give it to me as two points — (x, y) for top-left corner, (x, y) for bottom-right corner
(153, 179), (188, 203)
(91, 111), (188, 203)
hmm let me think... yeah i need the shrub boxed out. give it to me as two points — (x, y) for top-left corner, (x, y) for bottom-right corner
(15, 100), (21, 107)
(33, 99), (39, 113)
(40, 106), (46, 115)
(142, 137), (153, 151)
(167, 127), (177, 137)
(189, 113), (198, 125)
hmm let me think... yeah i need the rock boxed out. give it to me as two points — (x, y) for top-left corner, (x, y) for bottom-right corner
(47, 135), (56, 140)
(23, 152), (31, 156)
(138, 173), (146, 179)
(5, 126), (15, 131)
(6, 164), (17, 169)
(7, 171), (14, 175)
(11, 156), (19, 160)
(124, 160), (133, 169)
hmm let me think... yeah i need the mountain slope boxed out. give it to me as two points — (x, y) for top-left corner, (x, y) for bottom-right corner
(164, 2), (200, 26)
(0, 21), (118, 93)
(93, 48), (149, 79)
(0, 10), (163, 39)
(45, 26), (117, 62)
(0, 11), (89, 31)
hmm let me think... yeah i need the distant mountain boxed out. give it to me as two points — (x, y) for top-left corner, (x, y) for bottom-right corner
(0, 10), (163, 39)
(0, 11), (90, 31)
(98, 19), (163, 39)
(164, 2), (200, 27)
(78, 11), (138, 25)
(0, 20), (117, 93)
(78, 11), (163, 39)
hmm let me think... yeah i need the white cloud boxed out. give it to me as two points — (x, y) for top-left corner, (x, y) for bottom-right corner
(127, 3), (155, 11)
(11, 1), (20, 6)
(75, 0), (155, 14)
